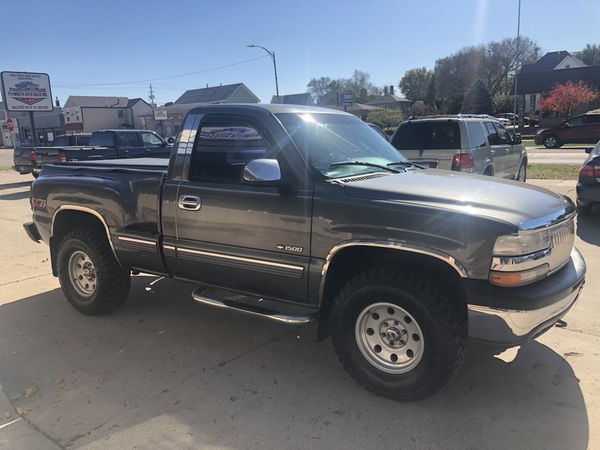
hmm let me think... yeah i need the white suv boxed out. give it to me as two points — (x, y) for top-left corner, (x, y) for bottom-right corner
(390, 115), (528, 181)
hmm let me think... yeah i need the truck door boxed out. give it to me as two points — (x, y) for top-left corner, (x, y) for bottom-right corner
(115, 131), (146, 158)
(140, 131), (171, 158)
(162, 113), (312, 303)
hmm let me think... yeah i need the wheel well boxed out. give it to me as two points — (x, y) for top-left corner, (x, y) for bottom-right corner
(49, 210), (111, 276)
(317, 246), (466, 340)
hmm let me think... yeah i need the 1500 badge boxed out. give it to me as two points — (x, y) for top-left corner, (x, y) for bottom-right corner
(276, 244), (304, 253)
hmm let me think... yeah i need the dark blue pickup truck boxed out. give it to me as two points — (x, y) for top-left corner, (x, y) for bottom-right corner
(13, 129), (171, 177)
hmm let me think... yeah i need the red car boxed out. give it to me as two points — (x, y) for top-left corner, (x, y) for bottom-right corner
(535, 113), (600, 148)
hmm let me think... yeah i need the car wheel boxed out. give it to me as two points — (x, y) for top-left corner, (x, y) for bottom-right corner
(484, 167), (493, 176)
(330, 268), (467, 401)
(517, 162), (527, 182)
(57, 228), (130, 315)
(543, 135), (560, 149)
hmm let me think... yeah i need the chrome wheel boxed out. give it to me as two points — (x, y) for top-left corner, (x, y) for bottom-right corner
(68, 250), (97, 298)
(544, 136), (557, 148)
(355, 302), (424, 374)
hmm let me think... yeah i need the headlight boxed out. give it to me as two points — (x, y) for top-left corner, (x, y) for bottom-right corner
(493, 232), (550, 256)
(490, 231), (552, 287)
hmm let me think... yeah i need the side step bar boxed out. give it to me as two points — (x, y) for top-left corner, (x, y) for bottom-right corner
(192, 287), (317, 324)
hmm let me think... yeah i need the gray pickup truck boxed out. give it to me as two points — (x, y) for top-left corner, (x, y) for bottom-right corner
(24, 104), (586, 400)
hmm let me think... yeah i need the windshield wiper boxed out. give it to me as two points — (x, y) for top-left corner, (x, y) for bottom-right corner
(330, 161), (401, 173)
(387, 161), (426, 169)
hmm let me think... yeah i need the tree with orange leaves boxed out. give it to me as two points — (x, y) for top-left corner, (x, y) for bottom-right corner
(540, 81), (599, 116)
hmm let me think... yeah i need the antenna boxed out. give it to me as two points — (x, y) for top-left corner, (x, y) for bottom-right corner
(149, 83), (156, 107)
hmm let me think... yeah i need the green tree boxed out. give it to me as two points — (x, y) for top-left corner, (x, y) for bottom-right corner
(307, 70), (380, 104)
(579, 44), (600, 66)
(461, 79), (493, 114)
(365, 108), (405, 130)
(399, 67), (434, 102)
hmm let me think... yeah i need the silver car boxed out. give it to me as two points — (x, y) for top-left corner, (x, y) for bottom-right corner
(390, 115), (528, 181)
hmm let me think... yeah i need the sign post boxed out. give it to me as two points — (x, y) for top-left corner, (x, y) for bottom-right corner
(1, 71), (53, 146)
(154, 108), (168, 137)
(340, 92), (354, 112)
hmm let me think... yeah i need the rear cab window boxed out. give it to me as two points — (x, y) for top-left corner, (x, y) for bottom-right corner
(392, 121), (460, 150)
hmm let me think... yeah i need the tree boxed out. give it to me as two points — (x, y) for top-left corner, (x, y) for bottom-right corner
(579, 44), (600, 66)
(307, 76), (338, 104)
(399, 68), (434, 102)
(365, 108), (405, 130)
(307, 70), (380, 105)
(409, 100), (437, 117)
(540, 81), (599, 116)
(462, 79), (493, 114)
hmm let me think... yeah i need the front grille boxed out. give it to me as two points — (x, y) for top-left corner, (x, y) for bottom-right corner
(547, 218), (575, 272)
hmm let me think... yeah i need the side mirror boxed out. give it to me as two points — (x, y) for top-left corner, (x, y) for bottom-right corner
(585, 147), (593, 154)
(166, 137), (175, 144)
(242, 159), (281, 185)
(564, 122), (572, 128)
(511, 133), (522, 145)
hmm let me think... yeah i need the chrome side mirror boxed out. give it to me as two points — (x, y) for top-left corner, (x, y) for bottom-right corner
(242, 159), (281, 185)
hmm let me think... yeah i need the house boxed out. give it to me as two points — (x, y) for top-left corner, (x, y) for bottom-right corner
(326, 103), (383, 120)
(1, 101), (65, 146)
(145, 83), (260, 136)
(271, 93), (314, 106)
(366, 87), (412, 111)
(63, 96), (152, 133)
(515, 51), (600, 125)
(175, 83), (260, 105)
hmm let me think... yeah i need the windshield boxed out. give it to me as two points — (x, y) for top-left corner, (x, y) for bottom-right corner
(277, 112), (407, 179)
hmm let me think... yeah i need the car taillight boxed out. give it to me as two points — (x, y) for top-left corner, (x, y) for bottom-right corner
(58, 151), (67, 162)
(451, 153), (474, 172)
(30, 150), (36, 162)
(579, 163), (599, 180)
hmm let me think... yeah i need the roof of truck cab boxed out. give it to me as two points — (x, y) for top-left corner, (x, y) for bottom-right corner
(187, 103), (353, 116)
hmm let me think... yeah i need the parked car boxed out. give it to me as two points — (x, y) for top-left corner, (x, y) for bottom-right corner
(390, 116), (528, 181)
(367, 123), (389, 141)
(25, 104), (585, 400)
(576, 140), (600, 215)
(14, 129), (171, 177)
(496, 113), (536, 127)
(535, 113), (600, 148)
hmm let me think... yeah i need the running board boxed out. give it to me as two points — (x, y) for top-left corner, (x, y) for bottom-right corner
(191, 287), (317, 324)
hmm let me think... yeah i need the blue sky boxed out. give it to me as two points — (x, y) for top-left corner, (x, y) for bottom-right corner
(4, 0), (600, 105)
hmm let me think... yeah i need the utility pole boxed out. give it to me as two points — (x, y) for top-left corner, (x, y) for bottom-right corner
(512, 0), (522, 129)
(149, 83), (156, 108)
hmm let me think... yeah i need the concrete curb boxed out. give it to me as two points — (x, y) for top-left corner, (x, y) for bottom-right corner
(0, 385), (62, 450)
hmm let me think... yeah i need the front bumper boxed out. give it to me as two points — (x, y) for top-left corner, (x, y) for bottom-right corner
(466, 248), (585, 346)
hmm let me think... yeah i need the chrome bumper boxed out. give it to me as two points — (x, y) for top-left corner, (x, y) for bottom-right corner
(467, 248), (585, 346)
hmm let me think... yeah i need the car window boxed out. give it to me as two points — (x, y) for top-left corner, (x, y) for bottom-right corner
(189, 120), (269, 183)
(89, 131), (115, 147)
(466, 122), (487, 148)
(392, 122), (460, 150)
(484, 122), (503, 145)
(566, 116), (586, 126)
(141, 132), (164, 147)
(494, 123), (511, 144)
(116, 132), (141, 147)
(584, 115), (600, 125)
(54, 136), (68, 146)
(76, 135), (90, 146)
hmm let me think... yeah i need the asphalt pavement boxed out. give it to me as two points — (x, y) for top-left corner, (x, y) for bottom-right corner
(0, 169), (599, 450)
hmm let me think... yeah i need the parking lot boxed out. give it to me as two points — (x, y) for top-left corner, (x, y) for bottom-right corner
(0, 166), (598, 450)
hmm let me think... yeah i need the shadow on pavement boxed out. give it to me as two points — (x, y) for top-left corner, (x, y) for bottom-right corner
(0, 276), (589, 449)
(0, 181), (31, 191)
(0, 190), (30, 201)
(577, 214), (600, 246)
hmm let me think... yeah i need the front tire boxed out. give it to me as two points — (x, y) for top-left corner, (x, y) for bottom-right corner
(544, 135), (560, 149)
(57, 228), (130, 315)
(330, 268), (467, 400)
(516, 161), (527, 182)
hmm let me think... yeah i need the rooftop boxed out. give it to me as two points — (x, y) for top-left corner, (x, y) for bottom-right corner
(64, 96), (130, 108)
(175, 83), (259, 104)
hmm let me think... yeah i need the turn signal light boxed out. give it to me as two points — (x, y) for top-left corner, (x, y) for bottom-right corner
(30, 150), (37, 162)
(451, 153), (475, 172)
(489, 264), (549, 287)
(58, 151), (67, 162)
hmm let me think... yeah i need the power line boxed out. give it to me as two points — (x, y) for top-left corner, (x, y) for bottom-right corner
(53, 55), (269, 88)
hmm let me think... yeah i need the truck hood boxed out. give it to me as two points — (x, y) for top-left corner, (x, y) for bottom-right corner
(341, 169), (573, 228)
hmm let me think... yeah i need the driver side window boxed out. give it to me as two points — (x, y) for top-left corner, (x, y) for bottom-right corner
(141, 132), (164, 147)
(188, 119), (271, 183)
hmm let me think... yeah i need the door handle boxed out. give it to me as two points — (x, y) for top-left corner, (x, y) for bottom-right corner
(178, 195), (202, 211)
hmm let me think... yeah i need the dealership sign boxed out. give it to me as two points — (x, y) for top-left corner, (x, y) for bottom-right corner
(154, 108), (168, 120)
(1, 71), (54, 112)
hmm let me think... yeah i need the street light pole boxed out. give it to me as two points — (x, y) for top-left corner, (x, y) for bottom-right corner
(246, 44), (279, 98)
(512, 0), (522, 129)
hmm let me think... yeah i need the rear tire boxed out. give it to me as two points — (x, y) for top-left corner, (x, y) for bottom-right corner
(330, 268), (467, 401)
(543, 135), (560, 149)
(57, 228), (130, 315)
